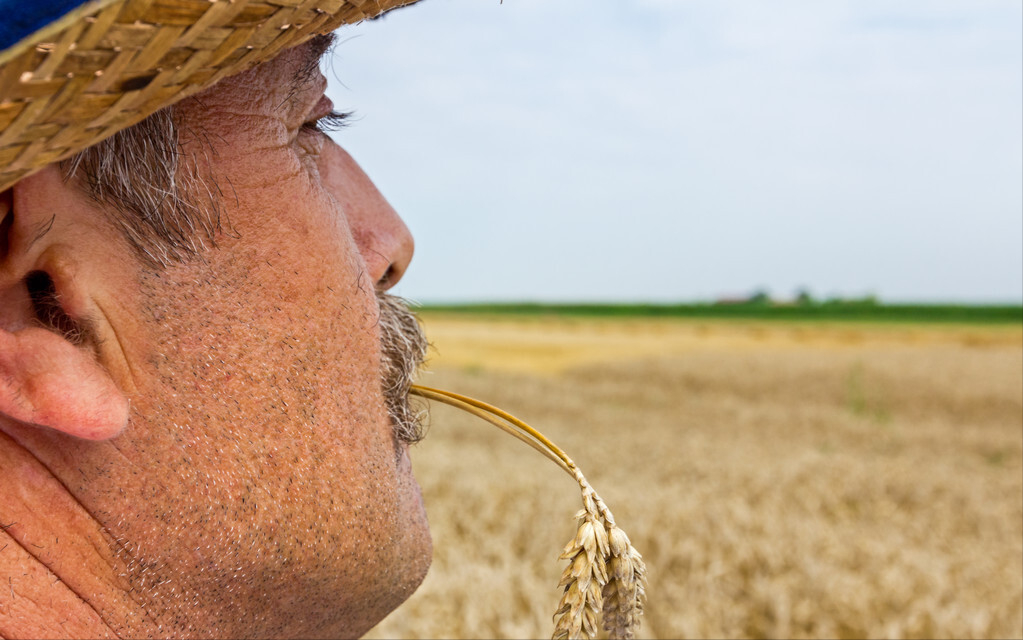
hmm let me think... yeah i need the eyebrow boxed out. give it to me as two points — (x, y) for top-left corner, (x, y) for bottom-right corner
(295, 32), (338, 86)
(307, 32), (338, 63)
(282, 33), (338, 110)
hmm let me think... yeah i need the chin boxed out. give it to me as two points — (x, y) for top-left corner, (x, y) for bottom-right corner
(389, 465), (433, 618)
(339, 492), (432, 640)
(397, 465), (433, 598)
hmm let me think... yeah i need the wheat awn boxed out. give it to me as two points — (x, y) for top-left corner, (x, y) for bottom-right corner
(410, 385), (648, 640)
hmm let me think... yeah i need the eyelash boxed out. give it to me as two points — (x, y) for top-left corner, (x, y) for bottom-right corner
(303, 109), (354, 134)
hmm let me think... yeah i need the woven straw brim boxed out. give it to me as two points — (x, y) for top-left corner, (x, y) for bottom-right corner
(0, 0), (415, 192)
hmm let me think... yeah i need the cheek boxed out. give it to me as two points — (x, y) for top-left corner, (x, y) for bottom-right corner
(226, 145), (366, 280)
(87, 229), (412, 632)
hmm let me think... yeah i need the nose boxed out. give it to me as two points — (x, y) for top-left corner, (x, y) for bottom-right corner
(319, 143), (414, 290)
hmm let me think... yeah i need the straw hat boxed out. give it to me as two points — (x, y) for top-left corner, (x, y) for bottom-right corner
(0, 0), (415, 192)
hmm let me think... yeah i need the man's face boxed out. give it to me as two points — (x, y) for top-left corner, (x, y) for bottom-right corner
(19, 39), (431, 637)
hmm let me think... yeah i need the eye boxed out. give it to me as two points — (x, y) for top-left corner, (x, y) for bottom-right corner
(302, 109), (354, 135)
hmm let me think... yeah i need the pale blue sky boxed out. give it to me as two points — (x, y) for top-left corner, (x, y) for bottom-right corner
(325, 0), (1022, 304)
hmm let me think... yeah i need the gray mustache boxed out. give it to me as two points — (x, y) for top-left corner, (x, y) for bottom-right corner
(377, 292), (429, 446)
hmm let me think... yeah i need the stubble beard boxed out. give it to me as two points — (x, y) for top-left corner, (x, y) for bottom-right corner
(376, 291), (429, 449)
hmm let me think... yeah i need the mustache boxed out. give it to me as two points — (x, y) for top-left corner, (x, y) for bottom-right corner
(377, 291), (429, 446)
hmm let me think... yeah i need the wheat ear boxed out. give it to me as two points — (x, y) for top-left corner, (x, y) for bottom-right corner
(410, 385), (648, 640)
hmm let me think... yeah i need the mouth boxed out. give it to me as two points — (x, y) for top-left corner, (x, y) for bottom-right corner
(376, 291), (429, 457)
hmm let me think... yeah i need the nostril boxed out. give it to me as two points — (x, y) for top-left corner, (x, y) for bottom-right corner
(377, 265), (397, 290)
(375, 230), (413, 291)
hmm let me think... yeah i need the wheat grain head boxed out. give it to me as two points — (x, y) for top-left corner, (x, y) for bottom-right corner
(409, 385), (648, 640)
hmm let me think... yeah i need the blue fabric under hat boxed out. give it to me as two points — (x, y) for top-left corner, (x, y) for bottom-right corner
(0, 0), (87, 52)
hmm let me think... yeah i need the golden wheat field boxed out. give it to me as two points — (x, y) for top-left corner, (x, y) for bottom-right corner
(365, 313), (1023, 640)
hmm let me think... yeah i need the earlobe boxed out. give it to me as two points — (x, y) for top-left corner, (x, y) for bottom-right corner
(0, 327), (128, 440)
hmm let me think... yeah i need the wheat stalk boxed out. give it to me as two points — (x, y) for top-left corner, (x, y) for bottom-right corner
(410, 385), (648, 640)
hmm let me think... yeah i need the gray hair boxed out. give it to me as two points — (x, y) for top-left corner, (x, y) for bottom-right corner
(61, 107), (221, 267)
(378, 291), (430, 446)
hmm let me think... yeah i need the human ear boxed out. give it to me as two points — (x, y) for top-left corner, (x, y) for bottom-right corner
(0, 327), (129, 440)
(0, 179), (129, 441)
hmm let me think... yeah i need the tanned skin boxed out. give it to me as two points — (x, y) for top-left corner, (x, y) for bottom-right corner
(0, 37), (430, 639)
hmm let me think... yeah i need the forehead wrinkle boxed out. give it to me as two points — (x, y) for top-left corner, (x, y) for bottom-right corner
(192, 108), (290, 158)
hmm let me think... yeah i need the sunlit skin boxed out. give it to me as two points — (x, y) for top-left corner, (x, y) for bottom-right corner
(0, 38), (429, 639)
